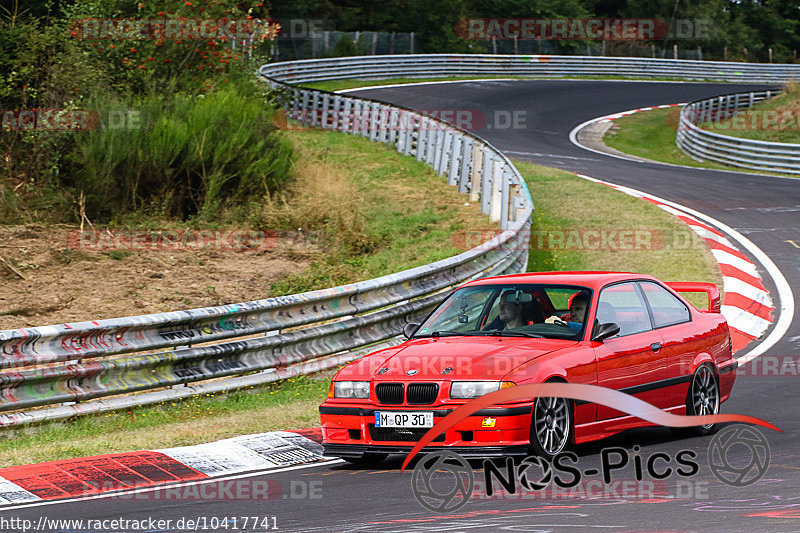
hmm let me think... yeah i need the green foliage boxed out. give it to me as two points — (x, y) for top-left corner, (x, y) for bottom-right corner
(332, 33), (358, 56)
(0, 0), (296, 224)
(267, 0), (800, 59)
(59, 0), (275, 95)
(67, 86), (294, 222)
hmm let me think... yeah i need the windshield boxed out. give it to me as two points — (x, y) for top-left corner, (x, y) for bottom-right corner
(414, 284), (592, 340)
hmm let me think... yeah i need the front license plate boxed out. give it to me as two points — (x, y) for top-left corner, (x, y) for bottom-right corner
(374, 411), (434, 428)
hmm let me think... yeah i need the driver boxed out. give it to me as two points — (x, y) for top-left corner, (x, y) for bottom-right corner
(496, 290), (543, 329)
(498, 291), (527, 329)
(545, 292), (589, 332)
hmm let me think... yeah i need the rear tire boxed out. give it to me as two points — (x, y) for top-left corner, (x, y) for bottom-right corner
(674, 363), (720, 437)
(529, 393), (573, 460)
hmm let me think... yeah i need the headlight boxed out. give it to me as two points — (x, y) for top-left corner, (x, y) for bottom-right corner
(450, 381), (514, 399)
(333, 381), (370, 399)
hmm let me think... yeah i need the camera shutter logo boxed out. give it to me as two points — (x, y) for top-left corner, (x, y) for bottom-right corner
(708, 424), (770, 487)
(411, 450), (474, 512)
(517, 455), (553, 491)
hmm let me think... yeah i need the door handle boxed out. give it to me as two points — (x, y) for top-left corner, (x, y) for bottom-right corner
(650, 342), (662, 351)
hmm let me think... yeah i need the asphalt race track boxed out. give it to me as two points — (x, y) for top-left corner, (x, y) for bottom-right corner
(10, 81), (800, 532)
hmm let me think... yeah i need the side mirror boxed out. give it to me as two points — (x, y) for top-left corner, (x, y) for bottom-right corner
(403, 322), (420, 339)
(592, 322), (620, 342)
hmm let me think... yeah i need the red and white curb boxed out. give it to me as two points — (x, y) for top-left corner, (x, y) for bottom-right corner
(576, 174), (777, 354)
(0, 430), (326, 506)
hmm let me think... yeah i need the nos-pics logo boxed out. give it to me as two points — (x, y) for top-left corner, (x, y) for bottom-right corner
(411, 424), (771, 512)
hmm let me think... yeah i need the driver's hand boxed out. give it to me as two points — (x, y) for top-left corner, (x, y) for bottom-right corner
(545, 315), (567, 326)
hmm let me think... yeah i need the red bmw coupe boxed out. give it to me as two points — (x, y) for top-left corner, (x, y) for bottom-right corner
(319, 272), (737, 464)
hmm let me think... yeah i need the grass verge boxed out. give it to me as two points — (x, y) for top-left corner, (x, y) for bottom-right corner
(0, 143), (722, 467)
(264, 128), (496, 294)
(0, 377), (328, 468)
(603, 108), (797, 178)
(517, 161), (722, 312)
(702, 82), (800, 144)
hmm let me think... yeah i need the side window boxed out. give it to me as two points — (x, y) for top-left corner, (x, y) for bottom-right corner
(596, 282), (653, 337)
(640, 282), (691, 328)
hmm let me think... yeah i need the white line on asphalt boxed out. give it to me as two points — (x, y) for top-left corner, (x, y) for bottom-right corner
(567, 108), (799, 181)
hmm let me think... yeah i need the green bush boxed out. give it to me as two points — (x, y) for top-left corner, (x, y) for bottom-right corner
(333, 34), (358, 57)
(68, 86), (294, 222)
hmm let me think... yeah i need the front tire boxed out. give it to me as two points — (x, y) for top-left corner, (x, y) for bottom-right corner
(529, 395), (573, 459)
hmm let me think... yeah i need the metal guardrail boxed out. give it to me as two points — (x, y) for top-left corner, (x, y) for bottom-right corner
(0, 61), (534, 428)
(263, 54), (800, 84)
(676, 91), (800, 175)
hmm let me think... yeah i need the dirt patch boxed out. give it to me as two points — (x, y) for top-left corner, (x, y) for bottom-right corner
(0, 225), (318, 329)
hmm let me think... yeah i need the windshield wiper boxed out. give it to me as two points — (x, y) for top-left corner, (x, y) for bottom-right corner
(482, 329), (544, 338)
(414, 330), (467, 338)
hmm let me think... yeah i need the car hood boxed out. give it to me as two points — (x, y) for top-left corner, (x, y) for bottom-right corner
(336, 336), (579, 381)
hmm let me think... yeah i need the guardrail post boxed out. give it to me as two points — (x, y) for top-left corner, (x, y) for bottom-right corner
(332, 95), (342, 131)
(470, 143), (482, 202)
(362, 102), (373, 139)
(300, 91), (311, 125)
(448, 133), (461, 186)
(490, 159), (503, 223)
(387, 108), (398, 145)
(481, 148), (493, 214)
(320, 93), (331, 128)
(310, 92), (321, 127)
(458, 137), (472, 194)
(368, 103), (379, 142)
(438, 130), (452, 176)
(425, 122), (438, 166)
(379, 106), (389, 143)
(513, 182), (527, 222)
(499, 168), (511, 230)
(342, 98), (352, 133)
(352, 100), (362, 136)
(416, 118), (428, 162)
(404, 114), (416, 156)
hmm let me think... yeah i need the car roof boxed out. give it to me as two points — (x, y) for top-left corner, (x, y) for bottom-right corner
(463, 271), (660, 290)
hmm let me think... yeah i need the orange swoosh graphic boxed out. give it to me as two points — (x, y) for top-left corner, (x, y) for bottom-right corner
(400, 382), (779, 471)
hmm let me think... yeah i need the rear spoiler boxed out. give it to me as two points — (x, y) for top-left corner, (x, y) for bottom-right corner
(666, 282), (721, 313)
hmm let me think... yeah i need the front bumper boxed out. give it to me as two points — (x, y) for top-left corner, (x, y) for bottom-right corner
(324, 443), (530, 459)
(319, 403), (533, 458)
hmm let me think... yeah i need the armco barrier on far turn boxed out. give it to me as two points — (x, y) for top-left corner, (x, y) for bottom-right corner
(0, 59), (534, 428)
(676, 90), (800, 175)
(262, 54), (800, 84)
